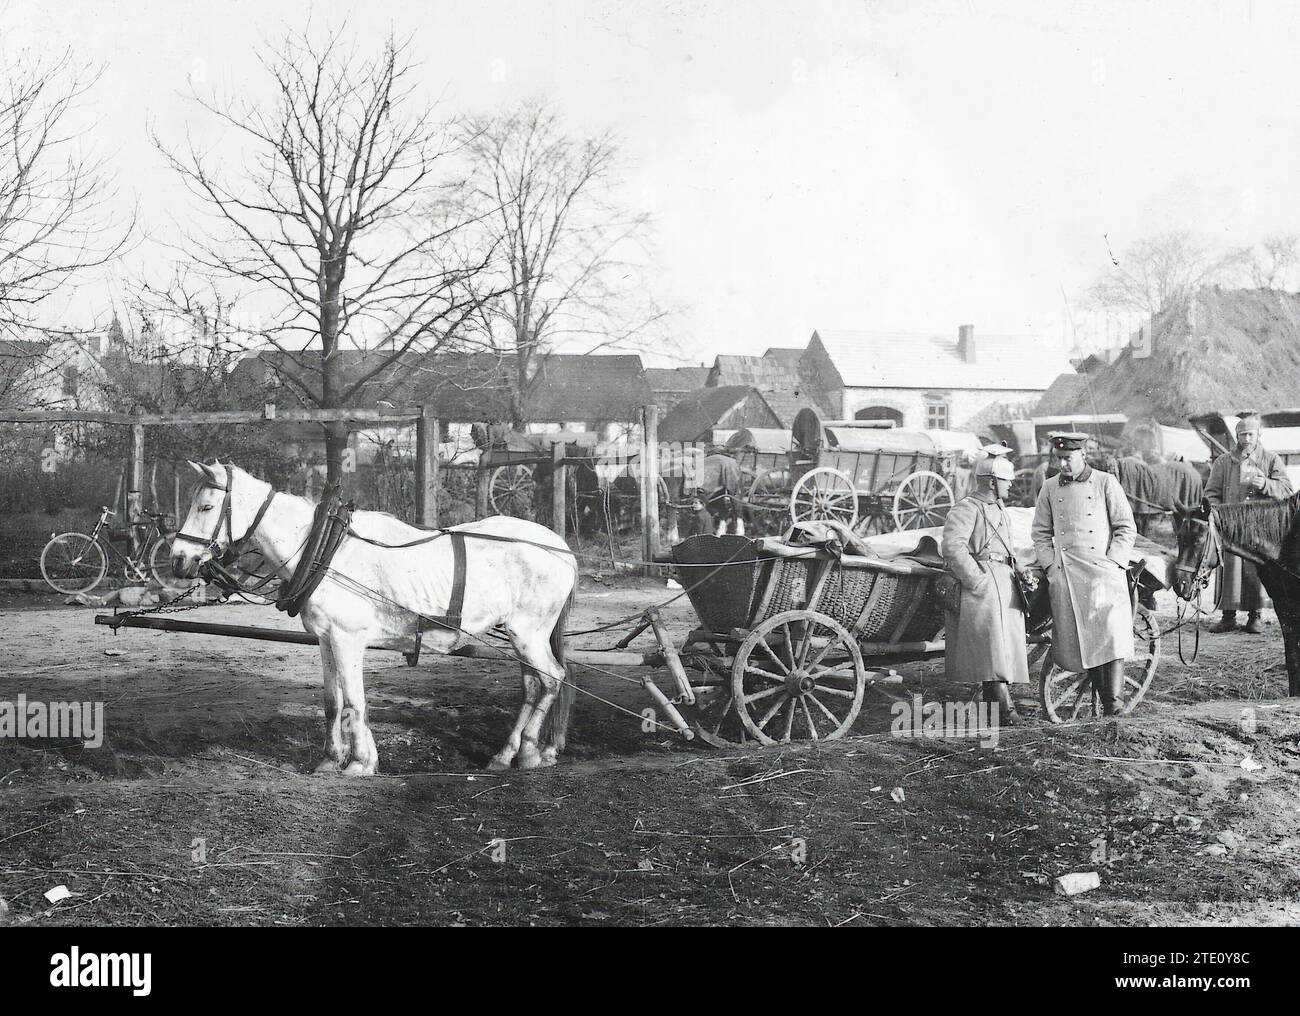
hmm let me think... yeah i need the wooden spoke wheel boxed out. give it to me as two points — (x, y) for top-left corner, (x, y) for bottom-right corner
(489, 464), (535, 516)
(744, 467), (791, 535)
(891, 470), (954, 531)
(1038, 605), (1161, 723)
(731, 609), (866, 745)
(789, 467), (859, 529)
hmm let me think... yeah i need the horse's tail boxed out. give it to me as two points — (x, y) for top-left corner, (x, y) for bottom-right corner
(541, 574), (579, 748)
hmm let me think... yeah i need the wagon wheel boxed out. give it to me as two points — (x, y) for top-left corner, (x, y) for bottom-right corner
(489, 464), (535, 516)
(688, 680), (752, 748)
(892, 470), (954, 531)
(731, 610), (866, 745)
(790, 467), (858, 529)
(1038, 605), (1161, 723)
(1010, 467), (1037, 508)
(745, 466), (790, 534)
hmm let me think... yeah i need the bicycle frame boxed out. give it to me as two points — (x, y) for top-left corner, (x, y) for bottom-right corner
(86, 509), (171, 576)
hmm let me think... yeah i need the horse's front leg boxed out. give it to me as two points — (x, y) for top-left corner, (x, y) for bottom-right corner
(330, 634), (379, 775)
(313, 639), (346, 774)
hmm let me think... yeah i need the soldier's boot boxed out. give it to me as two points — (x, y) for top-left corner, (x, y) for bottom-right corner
(982, 681), (1020, 726)
(1209, 611), (1238, 634)
(1244, 612), (1264, 634)
(1097, 660), (1126, 716)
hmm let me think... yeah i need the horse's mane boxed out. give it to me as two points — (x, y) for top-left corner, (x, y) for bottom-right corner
(1213, 491), (1300, 564)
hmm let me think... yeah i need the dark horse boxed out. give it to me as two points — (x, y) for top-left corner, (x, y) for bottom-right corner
(1173, 493), (1300, 695)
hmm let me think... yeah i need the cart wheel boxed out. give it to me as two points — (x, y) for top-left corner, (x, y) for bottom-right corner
(1039, 605), (1161, 722)
(731, 609), (866, 745)
(489, 464), (535, 516)
(892, 470), (954, 530)
(790, 467), (858, 529)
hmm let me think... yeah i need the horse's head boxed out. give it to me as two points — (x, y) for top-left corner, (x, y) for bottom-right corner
(1172, 498), (1220, 600)
(171, 460), (272, 578)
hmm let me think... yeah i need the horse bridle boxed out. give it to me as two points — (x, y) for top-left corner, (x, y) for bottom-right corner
(173, 469), (277, 562)
(1172, 509), (1222, 664)
(1174, 511), (1221, 595)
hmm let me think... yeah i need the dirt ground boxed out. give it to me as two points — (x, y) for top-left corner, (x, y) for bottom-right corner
(2, 576), (1300, 927)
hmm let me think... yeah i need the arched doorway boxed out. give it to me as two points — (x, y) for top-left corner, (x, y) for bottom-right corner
(854, 406), (904, 426)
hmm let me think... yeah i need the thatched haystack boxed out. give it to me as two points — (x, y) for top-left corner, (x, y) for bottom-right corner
(1039, 287), (1300, 423)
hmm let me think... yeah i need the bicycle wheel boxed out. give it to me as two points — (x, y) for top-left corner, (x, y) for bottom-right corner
(147, 536), (187, 590)
(40, 533), (108, 595)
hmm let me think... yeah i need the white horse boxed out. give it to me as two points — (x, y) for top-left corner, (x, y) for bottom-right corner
(170, 461), (579, 774)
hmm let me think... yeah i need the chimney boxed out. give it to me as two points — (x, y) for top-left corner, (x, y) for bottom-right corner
(957, 324), (976, 363)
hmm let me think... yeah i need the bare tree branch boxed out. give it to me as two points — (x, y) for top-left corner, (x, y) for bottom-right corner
(152, 27), (503, 483)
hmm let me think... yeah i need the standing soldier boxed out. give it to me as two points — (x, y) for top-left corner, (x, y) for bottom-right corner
(941, 444), (1030, 721)
(1031, 432), (1137, 716)
(1205, 413), (1294, 634)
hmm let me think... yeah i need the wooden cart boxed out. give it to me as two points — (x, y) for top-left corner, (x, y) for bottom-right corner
(782, 408), (977, 533)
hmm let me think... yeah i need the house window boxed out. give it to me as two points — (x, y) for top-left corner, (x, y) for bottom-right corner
(62, 366), (79, 398)
(924, 398), (948, 430)
(854, 406), (904, 426)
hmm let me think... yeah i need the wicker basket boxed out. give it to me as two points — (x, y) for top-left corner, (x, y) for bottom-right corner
(672, 535), (944, 643)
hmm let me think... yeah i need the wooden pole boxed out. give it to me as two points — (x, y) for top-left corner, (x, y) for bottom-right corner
(476, 462), (491, 518)
(127, 415), (145, 554)
(641, 405), (661, 568)
(414, 405), (439, 528)
(551, 440), (566, 541)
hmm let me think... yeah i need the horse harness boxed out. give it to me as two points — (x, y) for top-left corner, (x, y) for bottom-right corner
(191, 479), (572, 634)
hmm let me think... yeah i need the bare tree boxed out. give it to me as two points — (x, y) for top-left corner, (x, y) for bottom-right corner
(459, 99), (666, 429)
(1238, 233), (1300, 289)
(154, 28), (502, 483)
(1088, 230), (1247, 316)
(0, 48), (129, 404)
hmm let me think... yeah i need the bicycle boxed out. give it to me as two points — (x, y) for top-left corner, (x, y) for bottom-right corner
(40, 505), (187, 595)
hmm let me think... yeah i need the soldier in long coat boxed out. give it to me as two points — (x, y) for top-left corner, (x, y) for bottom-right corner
(941, 445), (1030, 720)
(1204, 413), (1294, 634)
(1031, 432), (1137, 715)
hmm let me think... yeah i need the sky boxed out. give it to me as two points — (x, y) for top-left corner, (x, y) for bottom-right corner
(6, 0), (1300, 366)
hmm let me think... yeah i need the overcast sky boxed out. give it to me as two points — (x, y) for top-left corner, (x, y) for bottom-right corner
(7, 0), (1300, 365)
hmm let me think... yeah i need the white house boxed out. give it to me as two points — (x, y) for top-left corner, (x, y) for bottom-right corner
(801, 325), (1074, 431)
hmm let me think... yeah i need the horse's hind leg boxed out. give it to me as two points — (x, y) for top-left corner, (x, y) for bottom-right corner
(489, 667), (539, 770)
(313, 639), (347, 774)
(514, 634), (566, 769)
(330, 635), (379, 775)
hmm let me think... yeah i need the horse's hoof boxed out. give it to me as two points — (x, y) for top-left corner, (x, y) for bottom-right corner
(540, 747), (559, 766)
(342, 760), (376, 776)
(312, 759), (343, 774)
(517, 750), (550, 770)
(487, 753), (513, 770)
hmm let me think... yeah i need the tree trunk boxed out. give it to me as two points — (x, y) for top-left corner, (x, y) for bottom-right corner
(320, 271), (345, 488)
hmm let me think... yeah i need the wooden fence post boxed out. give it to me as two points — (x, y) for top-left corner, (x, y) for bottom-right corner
(641, 404), (660, 568)
(128, 412), (145, 554)
(551, 440), (566, 541)
(476, 463), (491, 518)
(414, 405), (440, 528)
